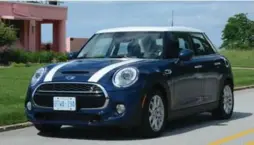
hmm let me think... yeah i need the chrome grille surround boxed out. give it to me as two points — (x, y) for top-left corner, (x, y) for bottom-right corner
(32, 82), (109, 110)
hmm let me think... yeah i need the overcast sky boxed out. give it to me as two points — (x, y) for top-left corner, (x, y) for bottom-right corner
(41, 1), (254, 47)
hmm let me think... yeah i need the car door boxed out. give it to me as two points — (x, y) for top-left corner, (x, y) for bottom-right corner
(189, 32), (222, 104)
(165, 32), (204, 110)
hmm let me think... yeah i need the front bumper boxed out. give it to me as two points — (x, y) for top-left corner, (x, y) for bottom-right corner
(25, 85), (144, 127)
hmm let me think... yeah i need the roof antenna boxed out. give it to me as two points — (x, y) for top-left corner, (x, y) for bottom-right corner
(171, 10), (174, 26)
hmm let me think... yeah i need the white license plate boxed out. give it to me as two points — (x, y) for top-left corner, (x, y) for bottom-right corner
(53, 97), (76, 111)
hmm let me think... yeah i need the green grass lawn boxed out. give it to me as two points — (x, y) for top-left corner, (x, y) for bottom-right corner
(0, 64), (254, 126)
(0, 65), (44, 126)
(220, 50), (254, 68)
(233, 69), (254, 87)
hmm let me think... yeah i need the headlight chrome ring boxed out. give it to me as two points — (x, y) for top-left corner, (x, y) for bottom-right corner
(112, 67), (139, 88)
(31, 67), (46, 86)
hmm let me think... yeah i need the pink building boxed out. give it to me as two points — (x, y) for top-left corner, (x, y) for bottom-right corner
(66, 37), (89, 52)
(0, 1), (67, 52)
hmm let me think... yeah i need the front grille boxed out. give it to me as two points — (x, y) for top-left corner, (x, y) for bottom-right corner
(33, 83), (107, 109)
(37, 83), (102, 93)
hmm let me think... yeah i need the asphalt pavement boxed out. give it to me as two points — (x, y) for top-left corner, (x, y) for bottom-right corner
(1, 89), (254, 145)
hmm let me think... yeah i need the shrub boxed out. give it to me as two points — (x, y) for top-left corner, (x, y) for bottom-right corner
(10, 62), (36, 67)
(10, 62), (26, 67)
(55, 53), (68, 62)
(0, 21), (17, 47)
(0, 48), (68, 65)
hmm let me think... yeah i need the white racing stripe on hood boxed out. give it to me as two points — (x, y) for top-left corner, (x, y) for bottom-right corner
(88, 59), (143, 82)
(43, 60), (76, 82)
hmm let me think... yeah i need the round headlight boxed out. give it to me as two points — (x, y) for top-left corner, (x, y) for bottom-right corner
(31, 67), (46, 86)
(112, 67), (139, 88)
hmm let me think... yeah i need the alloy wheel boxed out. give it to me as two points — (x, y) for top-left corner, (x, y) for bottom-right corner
(223, 85), (233, 114)
(148, 95), (165, 132)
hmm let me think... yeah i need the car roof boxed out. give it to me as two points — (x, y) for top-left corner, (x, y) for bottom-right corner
(96, 26), (204, 34)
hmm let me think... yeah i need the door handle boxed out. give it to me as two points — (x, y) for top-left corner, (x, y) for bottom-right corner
(214, 62), (221, 66)
(194, 65), (202, 69)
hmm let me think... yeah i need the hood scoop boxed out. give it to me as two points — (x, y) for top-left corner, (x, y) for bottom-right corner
(61, 70), (90, 74)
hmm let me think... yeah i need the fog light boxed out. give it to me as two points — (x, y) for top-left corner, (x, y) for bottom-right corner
(116, 104), (125, 114)
(26, 101), (32, 111)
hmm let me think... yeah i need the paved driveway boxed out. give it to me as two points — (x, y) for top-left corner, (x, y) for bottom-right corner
(1, 89), (254, 145)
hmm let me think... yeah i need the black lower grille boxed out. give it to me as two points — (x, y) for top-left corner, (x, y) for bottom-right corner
(34, 112), (101, 122)
(33, 83), (107, 109)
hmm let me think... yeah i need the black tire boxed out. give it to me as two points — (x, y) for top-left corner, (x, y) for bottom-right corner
(212, 83), (234, 119)
(138, 89), (167, 138)
(34, 124), (61, 133)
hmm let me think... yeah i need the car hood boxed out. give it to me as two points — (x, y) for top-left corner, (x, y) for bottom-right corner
(42, 58), (145, 83)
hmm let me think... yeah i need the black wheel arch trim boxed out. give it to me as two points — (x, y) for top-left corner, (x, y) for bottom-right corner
(141, 73), (172, 116)
(217, 74), (234, 101)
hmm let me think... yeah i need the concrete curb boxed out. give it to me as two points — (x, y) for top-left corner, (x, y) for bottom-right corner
(0, 122), (33, 133)
(232, 67), (254, 70)
(0, 85), (254, 133)
(234, 85), (254, 91)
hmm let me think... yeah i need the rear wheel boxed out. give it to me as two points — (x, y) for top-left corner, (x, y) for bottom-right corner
(34, 124), (61, 133)
(138, 89), (167, 138)
(212, 83), (234, 119)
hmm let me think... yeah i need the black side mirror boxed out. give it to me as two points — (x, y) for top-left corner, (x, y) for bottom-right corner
(67, 51), (78, 60)
(178, 49), (194, 61)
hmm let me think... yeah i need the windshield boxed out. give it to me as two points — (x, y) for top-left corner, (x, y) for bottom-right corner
(76, 32), (164, 59)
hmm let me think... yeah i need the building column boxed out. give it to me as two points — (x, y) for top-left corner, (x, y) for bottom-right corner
(35, 21), (41, 51)
(23, 20), (29, 50)
(19, 21), (24, 48)
(53, 20), (66, 52)
(66, 37), (71, 52)
(28, 20), (36, 51)
(58, 20), (66, 52)
(52, 21), (59, 52)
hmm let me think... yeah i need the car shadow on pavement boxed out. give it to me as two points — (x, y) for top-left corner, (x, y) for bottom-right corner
(162, 111), (252, 137)
(37, 111), (252, 140)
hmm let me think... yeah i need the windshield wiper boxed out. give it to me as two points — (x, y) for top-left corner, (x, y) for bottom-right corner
(76, 56), (87, 59)
(76, 55), (130, 59)
(76, 55), (106, 59)
(110, 55), (129, 58)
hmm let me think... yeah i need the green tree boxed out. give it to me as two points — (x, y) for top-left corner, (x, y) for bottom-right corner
(0, 21), (17, 47)
(221, 13), (254, 50)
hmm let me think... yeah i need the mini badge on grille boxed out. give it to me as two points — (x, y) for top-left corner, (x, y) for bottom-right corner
(90, 86), (95, 92)
(65, 75), (76, 80)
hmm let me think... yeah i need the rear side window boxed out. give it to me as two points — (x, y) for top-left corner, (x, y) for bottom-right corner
(189, 33), (215, 56)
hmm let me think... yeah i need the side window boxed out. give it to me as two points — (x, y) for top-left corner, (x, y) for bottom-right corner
(156, 38), (163, 46)
(117, 42), (128, 55)
(166, 32), (193, 58)
(190, 33), (215, 56)
(178, 38), (190, 50)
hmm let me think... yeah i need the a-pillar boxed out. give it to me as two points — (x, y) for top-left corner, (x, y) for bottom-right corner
(53, 20), (66, 52)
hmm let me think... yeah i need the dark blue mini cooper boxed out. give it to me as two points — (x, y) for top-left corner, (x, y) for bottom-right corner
(25, 26), (234, 137)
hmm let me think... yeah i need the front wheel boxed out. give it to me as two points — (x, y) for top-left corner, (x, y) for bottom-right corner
(212, 83), (234, 119)
(138, 90), (167, 138)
